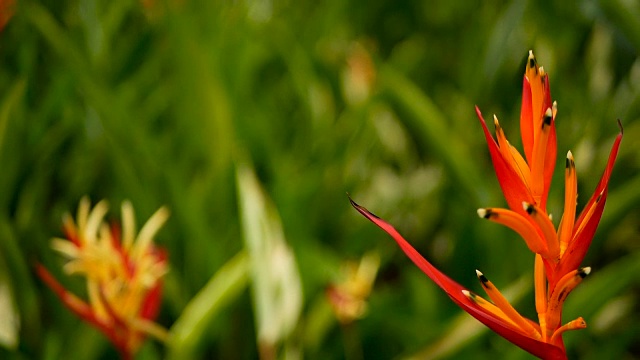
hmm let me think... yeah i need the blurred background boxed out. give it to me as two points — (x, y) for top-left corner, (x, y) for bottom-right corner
(0, 0), (639, 359)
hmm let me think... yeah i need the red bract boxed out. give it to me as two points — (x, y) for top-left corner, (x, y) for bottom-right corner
(351, 51), (623, 359)
(350, 198), (566, 360)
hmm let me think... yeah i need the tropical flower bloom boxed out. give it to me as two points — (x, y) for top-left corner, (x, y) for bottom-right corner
(351, 51), (623, 360)
(37, 197), (170, 359)
(326, 251), (380, 324)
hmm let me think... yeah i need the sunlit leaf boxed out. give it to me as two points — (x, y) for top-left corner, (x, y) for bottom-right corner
(0, 254), (19, 349)
(237, 162), (304, 353)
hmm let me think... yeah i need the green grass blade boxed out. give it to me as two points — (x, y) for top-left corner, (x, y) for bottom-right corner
(167, 251), (250, 359)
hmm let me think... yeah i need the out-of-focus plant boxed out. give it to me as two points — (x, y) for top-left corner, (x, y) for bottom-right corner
(237, 163), (303, 360)
(37, 197), (170, 360)
(167, 251), (249, 360)
(326, 251), (380, 325)
(0, 0), (14, 32)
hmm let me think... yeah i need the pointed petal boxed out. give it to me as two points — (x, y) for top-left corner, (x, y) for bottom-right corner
(495, 116), (532, 189)
(476, 106), (534, 215)
(526, 53), (545, 147)
(36, 264), (133, 354)
(541, 71), (553, 118)
(574, 128), (622, 229)
(556, 130), (622, 279)
(36, 264), (109, 332)
(508, 144), (532, 190)
(140, 282), (164, 320)
(350, 198), (463, 294)
(349, 198), (566, 360)
(520, 75), (534, 164)
(541, 112), (557, 210)
(477, 208), (548, 256)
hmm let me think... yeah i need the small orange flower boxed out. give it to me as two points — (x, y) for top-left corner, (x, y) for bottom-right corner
(38, 197), (170, 359)
(326, 252), (380, 324)
(352, 51), (623, 359)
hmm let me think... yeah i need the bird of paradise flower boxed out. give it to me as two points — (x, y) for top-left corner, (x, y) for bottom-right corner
(351, 51), (623, 360)
(37, 197), (170, 360)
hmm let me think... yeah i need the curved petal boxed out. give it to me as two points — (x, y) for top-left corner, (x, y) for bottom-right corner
(541, 116), (557, 211)
(476, 106), (534, 215)
(140, 282), (164, 320)
(350, 198), (566, 360)
(520, 75), (534, 164)
(540, 73), (553, 119)
(555, 129), (623, 280)
(540, 74), (557, 211)
(573, 129), (622, 230)
(448, 296), (566, 360)
(35, 264), (112, 335)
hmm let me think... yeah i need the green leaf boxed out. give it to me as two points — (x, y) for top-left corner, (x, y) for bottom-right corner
(0, 253), (19, 350)
(167, 251), (250, 359)
(379, 65), (486, 207)
(0, 78), (25, 155)
(236, 161), (304, 350)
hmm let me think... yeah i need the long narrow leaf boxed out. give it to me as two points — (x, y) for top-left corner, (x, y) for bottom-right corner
(167, 251), (250, 360)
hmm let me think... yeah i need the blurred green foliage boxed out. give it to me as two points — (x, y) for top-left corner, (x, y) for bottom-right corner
(0, 0), (639, 359)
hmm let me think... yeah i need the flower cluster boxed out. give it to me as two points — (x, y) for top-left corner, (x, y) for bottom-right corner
(37, 197), (170, 359)
(351, 51), (623, 359)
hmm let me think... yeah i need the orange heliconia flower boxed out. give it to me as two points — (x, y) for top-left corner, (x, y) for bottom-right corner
(37, 197), (170, 359)
(351, 51), (623, 359)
